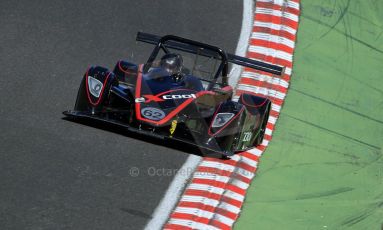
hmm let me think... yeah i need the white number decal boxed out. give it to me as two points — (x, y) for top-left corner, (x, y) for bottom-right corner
(88, 76), (103, 98)
(243, 132), (252, 142)
(141, 107), (166, 121)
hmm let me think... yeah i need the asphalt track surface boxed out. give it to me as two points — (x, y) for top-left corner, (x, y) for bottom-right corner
(0, 1), (242, 229)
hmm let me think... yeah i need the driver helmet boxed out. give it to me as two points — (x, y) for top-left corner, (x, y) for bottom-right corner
(160, 53), (183, 82)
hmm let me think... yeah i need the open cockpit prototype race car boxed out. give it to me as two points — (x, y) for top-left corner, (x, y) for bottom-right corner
(63, 32), (284, 158)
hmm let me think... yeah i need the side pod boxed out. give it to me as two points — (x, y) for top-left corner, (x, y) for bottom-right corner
(239, 93), (271, 117)
(113, 60), (138, 84)
(239, 93), (271, 146)
(207, 101), (246, 155)
(74, 66), (118, 112)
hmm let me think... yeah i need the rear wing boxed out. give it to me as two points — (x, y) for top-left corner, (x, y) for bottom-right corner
(136, 32), (284, 76)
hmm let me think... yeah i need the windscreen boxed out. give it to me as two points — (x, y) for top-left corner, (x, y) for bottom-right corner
(143, 43), (224, 90)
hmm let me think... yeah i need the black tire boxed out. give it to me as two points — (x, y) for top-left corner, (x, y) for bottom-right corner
(221, 154), (230, 160)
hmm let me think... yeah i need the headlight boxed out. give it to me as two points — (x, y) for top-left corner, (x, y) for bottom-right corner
(88, 76), (103, 98)
(212, 113), (235, 128)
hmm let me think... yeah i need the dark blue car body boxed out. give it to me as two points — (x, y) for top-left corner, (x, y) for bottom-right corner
(63, 33), (283, 157)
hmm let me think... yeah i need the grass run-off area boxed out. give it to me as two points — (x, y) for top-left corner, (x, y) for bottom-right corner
(235, 0), (383, 229)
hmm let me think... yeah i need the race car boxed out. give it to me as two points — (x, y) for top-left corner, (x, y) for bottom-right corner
(63, 32), (284, 158)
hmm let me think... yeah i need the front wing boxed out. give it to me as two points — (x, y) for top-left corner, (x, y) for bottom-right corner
(63, 110), (240, 156)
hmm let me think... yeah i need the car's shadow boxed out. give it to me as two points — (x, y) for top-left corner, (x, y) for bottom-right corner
(62, 117), (225, 159)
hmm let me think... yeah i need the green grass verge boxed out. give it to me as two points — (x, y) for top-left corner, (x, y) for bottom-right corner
(234, 0), (383, 229)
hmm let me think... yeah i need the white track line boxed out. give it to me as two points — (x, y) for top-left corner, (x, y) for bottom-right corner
(229, 0), (254, 88)
(144, 155), (201, 230)
(145, 1), (253, 229)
